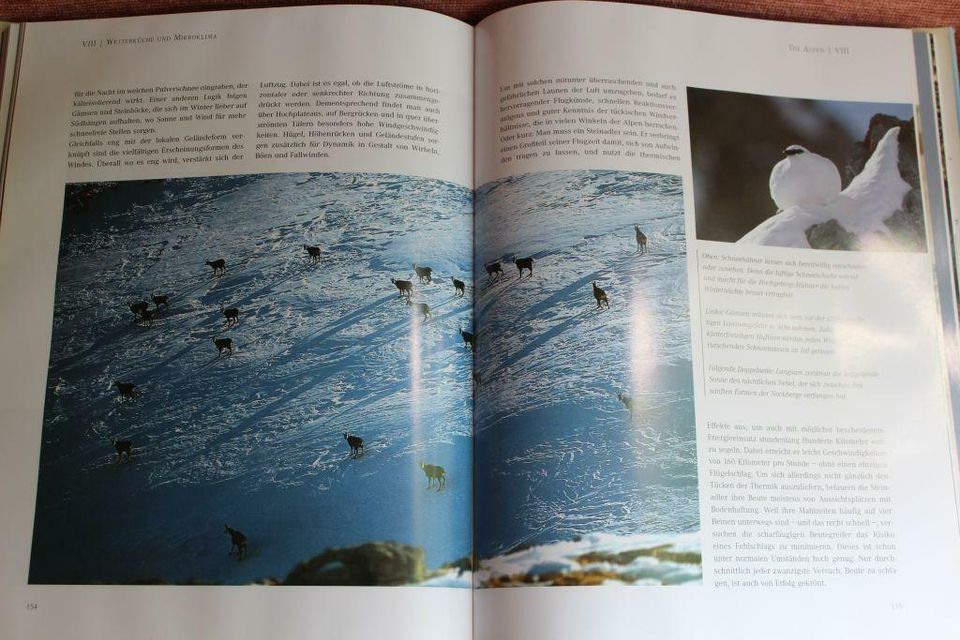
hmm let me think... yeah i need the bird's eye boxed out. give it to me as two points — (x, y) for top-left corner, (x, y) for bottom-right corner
(784, 148), (804, 156)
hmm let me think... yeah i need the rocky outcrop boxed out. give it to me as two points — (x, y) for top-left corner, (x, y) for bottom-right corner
(805, 219), (860, 250)
(283, 541), (426, 586)
(577, 544), (702, 566)
(483, 569), (626, 587)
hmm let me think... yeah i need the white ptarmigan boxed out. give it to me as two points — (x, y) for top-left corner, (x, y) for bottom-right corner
(768, 145), (842, 210)
(738, 127), (908, 249)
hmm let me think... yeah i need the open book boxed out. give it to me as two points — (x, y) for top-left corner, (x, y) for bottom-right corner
(1, 2), (960, 638)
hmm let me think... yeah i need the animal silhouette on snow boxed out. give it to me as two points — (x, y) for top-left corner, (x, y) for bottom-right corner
(420, 463), (446, 490)
(224, 524), (248, 559)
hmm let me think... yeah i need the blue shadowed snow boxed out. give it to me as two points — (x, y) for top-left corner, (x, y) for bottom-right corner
(473, 170), (700, 561)
(30, 172), (473, 585)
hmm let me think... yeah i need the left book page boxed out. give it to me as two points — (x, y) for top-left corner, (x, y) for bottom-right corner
(0, 6), (474, 640)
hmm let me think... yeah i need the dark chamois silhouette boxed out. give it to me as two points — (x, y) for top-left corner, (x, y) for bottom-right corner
(129, 301), (149, 318)
(152, 294), (170, 309)
(485, 262), (504, 281)
(205, 259), (226, 276)
(224, 524), (248, 559)
(113, 438), (133, 462)
(420, 463), (446, 490)
(137, 307), (155, 326)
(212, 336), (233, 356)
(412, 263), (433, 283)
(634, 225), (647, 254)
(220, 303), (240, 326)
(391, 278), (414, 298)
(514, 257), (534, 279)
(459, 328), (475, 351)
(617, 392), (635, 417)
(451, 277), (466, 297)
(113, 381), (139, 400)
(592, 281), (609, 309)
(303, 244), (321, 264)
(344, 432), (364, 457)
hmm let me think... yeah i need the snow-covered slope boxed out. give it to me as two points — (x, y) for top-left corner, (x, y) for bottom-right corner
(31, 172), (473, 585)
(474, 170), (699, 564)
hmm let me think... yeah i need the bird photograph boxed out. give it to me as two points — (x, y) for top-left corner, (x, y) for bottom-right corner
(687, 87), (924, 252)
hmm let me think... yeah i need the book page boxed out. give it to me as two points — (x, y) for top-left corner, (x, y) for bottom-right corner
(0, 6), (473, 640)
(473, 2), (960, 638)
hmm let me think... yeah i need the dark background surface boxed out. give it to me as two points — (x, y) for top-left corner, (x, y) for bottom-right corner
(1, 0), (958, 40)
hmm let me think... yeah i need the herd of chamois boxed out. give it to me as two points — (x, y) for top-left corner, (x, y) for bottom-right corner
(101, 211), (648, 563)
(482, 224), (646, 308)
(107, 239), (476, 561)
(479, 223), (648, 420)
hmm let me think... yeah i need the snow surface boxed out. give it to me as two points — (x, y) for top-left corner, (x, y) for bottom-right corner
(420, 569), (473, 588)
(740, 127), (912, 249)
(473, 170), (700, 561)
(31, 172), (473, 585)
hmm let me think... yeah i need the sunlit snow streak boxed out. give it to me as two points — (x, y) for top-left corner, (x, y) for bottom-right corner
(409, 309), (424, 538)
(628, 277), (658, 425)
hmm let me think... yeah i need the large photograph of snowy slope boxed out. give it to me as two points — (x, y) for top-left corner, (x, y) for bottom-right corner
(30, 173), (474, 586)
(688, 88), (924, 252)
(473, 170), (701, 587)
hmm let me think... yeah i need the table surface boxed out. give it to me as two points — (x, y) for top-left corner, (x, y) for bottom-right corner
(0, 0), (957, 30)
(0, 0), (958, 69)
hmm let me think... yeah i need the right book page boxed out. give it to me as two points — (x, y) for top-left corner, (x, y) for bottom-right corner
(472, 2), (960, 638)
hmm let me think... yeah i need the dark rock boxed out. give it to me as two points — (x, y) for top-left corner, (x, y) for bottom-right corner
(805, 219), (861, 250)
(482, 569), (625, 587)
(885, 208), (926, 251)
(283, 541), (425, 586)
(577, 543), (702, 566)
